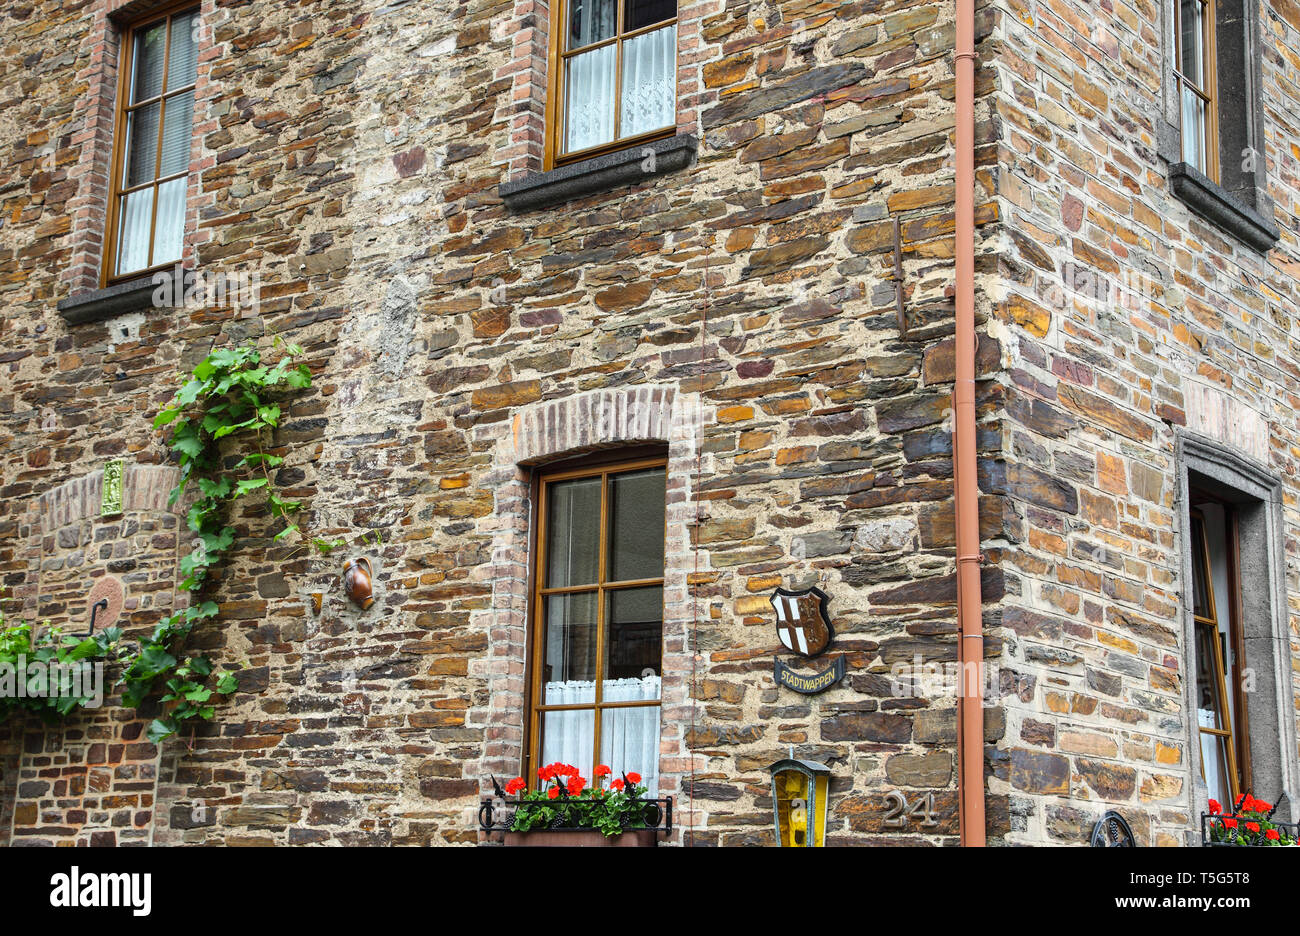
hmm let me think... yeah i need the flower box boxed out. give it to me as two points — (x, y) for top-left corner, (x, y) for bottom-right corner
(502, 829), (659, 847)
(1202, 794), (1300, 847)
(479, 762), (671, 847)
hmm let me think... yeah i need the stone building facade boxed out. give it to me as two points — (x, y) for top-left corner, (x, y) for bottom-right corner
(0, 0), (1296, 846)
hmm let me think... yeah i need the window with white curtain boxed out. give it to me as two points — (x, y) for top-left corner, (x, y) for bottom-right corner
(555, 0), (677, 162)
(1171, 0), (1217, 178)
(529, 456), (667, 795)
(107, 6), (199, 282)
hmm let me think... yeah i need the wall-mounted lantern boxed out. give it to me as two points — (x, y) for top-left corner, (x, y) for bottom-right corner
(768, 758), (831, 847)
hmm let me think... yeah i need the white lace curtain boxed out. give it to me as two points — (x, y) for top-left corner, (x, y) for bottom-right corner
(542, 674), (661, 795)
(565, 24), (676, 153)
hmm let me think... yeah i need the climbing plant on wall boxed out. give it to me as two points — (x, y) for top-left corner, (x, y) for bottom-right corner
(0, 337), (326, 744)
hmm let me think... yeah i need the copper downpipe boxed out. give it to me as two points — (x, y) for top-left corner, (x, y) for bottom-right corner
(954, 0), (986, 847)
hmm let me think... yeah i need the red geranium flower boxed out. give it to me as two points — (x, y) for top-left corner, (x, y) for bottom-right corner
(1208, 799), (1221, 815)
(1223, 818), (1237, 829)
(1255, 800), (1272, 814)
(505, 777), (526, 795)
(1246, 822), (1260, 834)
(595, 765), (611, 777)
(567, 775), (586, 796)
(1266, 828), (1280, 841)
(1241, 795), (1258, 813)
(627, 772), (642, 785)
(547, 786), (560, 800)
(611, 778), (625, 791)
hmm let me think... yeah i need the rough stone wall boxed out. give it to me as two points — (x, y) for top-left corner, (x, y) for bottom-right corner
(0, 0), (1011, 847)
(987, 0), (1300, 844)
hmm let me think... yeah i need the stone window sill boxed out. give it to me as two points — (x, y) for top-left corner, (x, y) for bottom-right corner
(500, 134), (697, 212)
(57, 274), (168, 325)
(1169, 162), (1280, 253)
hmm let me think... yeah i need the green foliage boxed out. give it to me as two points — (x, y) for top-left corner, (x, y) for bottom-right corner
(0, 338), (316, 743)
(0, 614), (121, 721)
(138, 337), (317, 742)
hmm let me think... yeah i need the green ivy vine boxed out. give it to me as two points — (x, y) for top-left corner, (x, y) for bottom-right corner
(0, 338), (325, 745)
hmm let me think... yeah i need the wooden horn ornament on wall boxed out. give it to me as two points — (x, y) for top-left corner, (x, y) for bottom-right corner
(342, 557), (374, 610)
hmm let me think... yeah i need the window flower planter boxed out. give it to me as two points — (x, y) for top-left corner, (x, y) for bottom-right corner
(1202, 794), (1300, 847)
(479, 763), (671, 847)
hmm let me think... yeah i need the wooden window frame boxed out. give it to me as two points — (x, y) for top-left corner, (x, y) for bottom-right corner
(523, 450), (668, 788)
(543, 0), (679, 171)
(101, 1), (200, 287)
(1172, 0), (1220, 181)
(1190, 501), (1251, 804)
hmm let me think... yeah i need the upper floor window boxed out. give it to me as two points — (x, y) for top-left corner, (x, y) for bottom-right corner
(528, 456), (666, 793)
(549, 0), (677, 167)
(105, 6), (199, 283)
(1174, 0), (1217, 178)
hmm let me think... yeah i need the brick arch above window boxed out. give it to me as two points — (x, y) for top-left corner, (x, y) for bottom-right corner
(500, 385), (683, 466)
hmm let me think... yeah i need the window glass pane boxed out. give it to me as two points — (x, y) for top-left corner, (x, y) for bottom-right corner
(131, 21), (167, 103)
(1190, 513), (1210, 618)
(1179, 0), (1203, 84)
(543, 592), (598, 703)
(115, 189), (153, 276)
(620, 25), (676, 138)
(599, 704), (660, 796)
(540, 708), (595, 783)
(124, 101), (161, 187)
(545, 477), (601, 587)
(1180, 85), (1206, 172)
(603, 585), (662, 682)
(624, 0), (675, 31)
(153, 177), (187, 267)
(1199, 731), (1232, 807)
(568, 0), (616, 48)
(159, 90), (195, 177)
(608, 467), (666, 581)
(1195, 624), (1225, 731)
(564, 44), (616, 153)
(167, 11), (200, 88)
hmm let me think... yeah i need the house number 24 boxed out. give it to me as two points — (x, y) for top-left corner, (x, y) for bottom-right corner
(882, 791), (940, 828)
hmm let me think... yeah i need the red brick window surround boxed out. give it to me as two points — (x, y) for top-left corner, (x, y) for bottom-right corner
(494, 0), (714, 179)
(63, 0), (216, 299)
(472, 386), (709, 845)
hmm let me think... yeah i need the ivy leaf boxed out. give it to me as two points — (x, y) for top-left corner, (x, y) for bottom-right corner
(201, 527), (235, 555)
(146, 719), (177, 744)
(273, 523), (301, 543)
(184, 687), (212, 703)
(196, 476), (233, 499)
(212, 417), (256, 440)
(286, 365), (312, 389)
(235, 477), (269, 496)
(215, 672), (239, 694)
(154, 407), (181, 429)
(135, 645), (177, 680)
(171, 425), (204, 458)
(190, 656), (213, 676)
(173, 377), (206, 407)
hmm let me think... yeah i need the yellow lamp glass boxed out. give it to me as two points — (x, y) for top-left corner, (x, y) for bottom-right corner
(768, 759), (831, 847)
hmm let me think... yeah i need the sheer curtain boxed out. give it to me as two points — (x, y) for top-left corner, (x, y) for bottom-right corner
(620, 25), (675, 138)
(542, 674), (661, 795)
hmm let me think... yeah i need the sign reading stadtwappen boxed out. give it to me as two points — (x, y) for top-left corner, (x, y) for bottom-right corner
(774, 656), (847, 694)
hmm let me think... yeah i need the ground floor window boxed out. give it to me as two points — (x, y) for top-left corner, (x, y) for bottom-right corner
(1189, 497), (1251, 806)
(528, 454), (666, 793)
